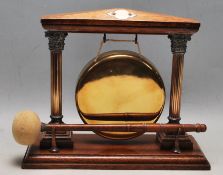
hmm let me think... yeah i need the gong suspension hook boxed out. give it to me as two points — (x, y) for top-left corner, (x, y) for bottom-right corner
(95, 33), (141, 61)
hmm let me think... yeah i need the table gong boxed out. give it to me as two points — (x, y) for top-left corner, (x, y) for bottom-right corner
(13, 8), (210, 170)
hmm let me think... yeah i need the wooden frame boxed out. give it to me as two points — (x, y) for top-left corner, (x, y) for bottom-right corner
(22, 8), (210, 170)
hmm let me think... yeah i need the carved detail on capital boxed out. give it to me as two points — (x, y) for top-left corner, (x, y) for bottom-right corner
(168, 34), (191, 53)
(45, 31), (68, 52)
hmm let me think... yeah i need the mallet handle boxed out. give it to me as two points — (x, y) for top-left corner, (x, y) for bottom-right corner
(41, 123), (206, 133)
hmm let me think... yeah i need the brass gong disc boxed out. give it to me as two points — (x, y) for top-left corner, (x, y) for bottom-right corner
(75, 50), (165, 140)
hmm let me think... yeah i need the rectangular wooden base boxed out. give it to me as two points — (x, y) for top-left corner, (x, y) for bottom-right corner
(22, 134), (210, 170)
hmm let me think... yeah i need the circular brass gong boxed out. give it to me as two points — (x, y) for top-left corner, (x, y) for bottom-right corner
(75, 50), (165, 140)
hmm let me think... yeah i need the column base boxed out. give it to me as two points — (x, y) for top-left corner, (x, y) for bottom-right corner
(40, 131), (73, 149)
(157, 132), (193, 150)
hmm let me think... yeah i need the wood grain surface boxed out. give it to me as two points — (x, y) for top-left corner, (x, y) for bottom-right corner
(22, 134), (210, 170)
(41, 8), (200, 34)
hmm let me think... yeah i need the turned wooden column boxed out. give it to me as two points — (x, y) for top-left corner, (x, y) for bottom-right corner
(45, 31), (68, 123)
(168, 34), (191, 124)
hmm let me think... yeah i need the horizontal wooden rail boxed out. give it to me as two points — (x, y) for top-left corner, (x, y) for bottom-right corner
(41, 123), (206, 133)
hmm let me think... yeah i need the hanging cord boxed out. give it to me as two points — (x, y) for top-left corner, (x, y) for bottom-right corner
(95, 33), (141, 61)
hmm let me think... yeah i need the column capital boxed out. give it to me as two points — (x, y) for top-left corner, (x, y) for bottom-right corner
(168, 34), (191, 53)
(45, 31), (68, 52)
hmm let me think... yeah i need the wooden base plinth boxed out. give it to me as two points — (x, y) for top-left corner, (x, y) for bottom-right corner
(22, 134), (210, 170)
(40, 131), (73, 149)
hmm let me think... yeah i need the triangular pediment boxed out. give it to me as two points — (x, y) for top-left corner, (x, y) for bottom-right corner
(41, 8), (200, 34)
(42, 8), (199, 24)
